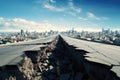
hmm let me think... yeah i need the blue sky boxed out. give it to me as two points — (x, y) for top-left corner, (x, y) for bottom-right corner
(0, 0), (120, 32)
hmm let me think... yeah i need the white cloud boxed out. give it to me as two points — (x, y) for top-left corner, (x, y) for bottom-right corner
(44, 4), (65, 12)
(0, 17), (4, 21)
(43, 20), (49, 23)
(75, 27), (101, 32)
(78, 17), (87, 21)
(101, 17), (109, 20)
(35, 0), (108, 21)
(11, 18), (57, 31)
(87, 12), (109, 20)
(68, 2), (81, 13)
(35, 0), (65, 12)
(3, 22), (11, 27)
(68, 12), (76, 16)
(0, 17), (110, 32)
(65, 1), (81, 16)
(0, 17), (69, 32)
(37, 0), (82, 16)
(87, 12), (100, 20)
(50, 0), (56, 3)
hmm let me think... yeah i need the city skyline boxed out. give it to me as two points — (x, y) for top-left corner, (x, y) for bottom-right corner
(0, 0), (120, 32)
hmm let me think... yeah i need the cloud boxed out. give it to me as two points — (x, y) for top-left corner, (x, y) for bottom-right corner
(0, 17), (4, 22)
(75, 27), (101, 32)
(87, 12), (100, 20)
(78, 12), (109, 21)
(0, 17), (52, 32)
(3, 22), (11, 27)
(36, 0), (81, 16)
(44, 4), (65, 12)
(68, 12), (76, 16)
(101, 17), (109, 20)
(0, 17), (70, 32)
(68, 2), (81, 13)
(66, 1), (81, 16)
(50, 0), (56, 3)
(78, 17), (87, 21)
(35, 0), (62, 12)
(35, 0), (108, 21)
(87, 12), (109, 20)
(0, 17), (110, 32)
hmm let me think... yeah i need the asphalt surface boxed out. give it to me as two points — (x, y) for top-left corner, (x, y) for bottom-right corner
(0, 35), (57, 66)
(61, 35), (120, 77)
(0, 35), (120, 78)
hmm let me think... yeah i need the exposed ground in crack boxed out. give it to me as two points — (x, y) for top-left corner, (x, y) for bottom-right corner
(0, 35), (120, 80)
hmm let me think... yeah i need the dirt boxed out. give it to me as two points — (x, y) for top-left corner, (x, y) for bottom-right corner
(0, 35), (120, 80)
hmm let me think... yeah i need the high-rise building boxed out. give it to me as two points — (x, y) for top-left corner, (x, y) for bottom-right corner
(20, 29), (24, 36)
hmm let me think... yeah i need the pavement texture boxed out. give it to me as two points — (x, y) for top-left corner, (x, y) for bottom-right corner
(0, 35), (120, 80)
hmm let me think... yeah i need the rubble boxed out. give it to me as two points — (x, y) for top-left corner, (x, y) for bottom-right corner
(0, 35), (120, 80)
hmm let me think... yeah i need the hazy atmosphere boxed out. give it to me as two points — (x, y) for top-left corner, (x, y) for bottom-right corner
(0, 0), (120, 32)
(1, 0), (120, 80)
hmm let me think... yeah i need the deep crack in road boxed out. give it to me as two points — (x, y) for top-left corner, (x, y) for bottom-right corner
(0, 35), (120, 80)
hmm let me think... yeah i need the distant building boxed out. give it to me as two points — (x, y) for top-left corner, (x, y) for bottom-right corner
(102, 28), (111, 34)
(20, 29), (24, 36)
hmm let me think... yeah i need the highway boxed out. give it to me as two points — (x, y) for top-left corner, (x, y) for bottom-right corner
(0, 35), (57, 66)
(61, 35), (120, 77)
(0, 35), (120, 80)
